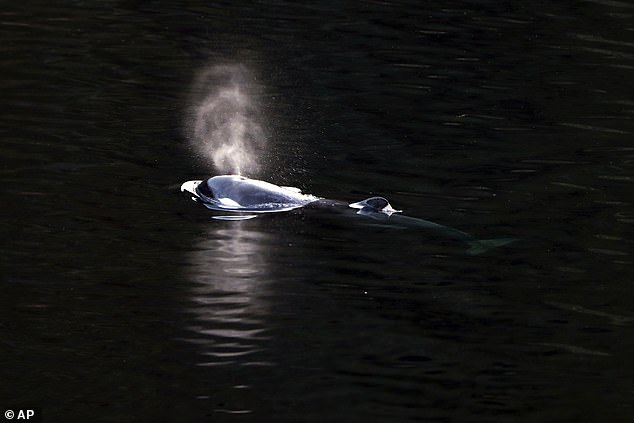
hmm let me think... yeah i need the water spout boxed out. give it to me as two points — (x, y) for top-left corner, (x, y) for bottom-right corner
(186, 64), (267, 176)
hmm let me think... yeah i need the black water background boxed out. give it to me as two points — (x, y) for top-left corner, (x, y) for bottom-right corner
(1, 1), (633, 422)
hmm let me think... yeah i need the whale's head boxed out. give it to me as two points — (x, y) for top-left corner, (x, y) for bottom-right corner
(181, 175), (319, 214)
(180, 175), (249, 205)
(181, 175), (245, 200)
(349, 196), (401, 217)
(195, 177), (215, 200)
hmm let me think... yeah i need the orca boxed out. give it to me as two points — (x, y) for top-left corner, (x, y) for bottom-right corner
(181, 175), (515, 254)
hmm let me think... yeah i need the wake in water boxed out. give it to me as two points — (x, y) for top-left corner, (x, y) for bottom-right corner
(186, 64), (267, 176)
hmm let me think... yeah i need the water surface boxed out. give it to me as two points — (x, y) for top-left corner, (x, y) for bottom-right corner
(2, 1), (633, 422)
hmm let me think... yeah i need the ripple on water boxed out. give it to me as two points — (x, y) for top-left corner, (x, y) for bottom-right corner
(184, 225), (275, 367)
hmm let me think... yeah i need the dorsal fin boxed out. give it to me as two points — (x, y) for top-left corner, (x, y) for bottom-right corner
(349, 196), (401, 216)
(364, 197), (389, 210)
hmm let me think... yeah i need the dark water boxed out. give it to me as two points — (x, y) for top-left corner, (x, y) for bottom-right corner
(2, 1), (633, 421)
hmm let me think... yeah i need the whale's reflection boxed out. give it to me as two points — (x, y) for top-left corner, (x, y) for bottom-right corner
(184, 222), (273, 367)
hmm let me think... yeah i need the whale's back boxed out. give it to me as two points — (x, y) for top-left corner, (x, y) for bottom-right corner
(196, 175), (318, 212)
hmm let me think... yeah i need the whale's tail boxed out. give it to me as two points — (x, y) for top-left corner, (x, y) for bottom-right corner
(466, 238), (517, 255)
(368, 213), (516, 255)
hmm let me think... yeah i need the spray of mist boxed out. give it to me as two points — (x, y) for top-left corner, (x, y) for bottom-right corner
(187, 64), (267, 176)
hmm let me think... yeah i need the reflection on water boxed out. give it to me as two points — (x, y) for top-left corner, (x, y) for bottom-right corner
(184, 224), (273, 367)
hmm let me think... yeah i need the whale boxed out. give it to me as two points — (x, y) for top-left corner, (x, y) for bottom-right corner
(181, 175), (515, 254)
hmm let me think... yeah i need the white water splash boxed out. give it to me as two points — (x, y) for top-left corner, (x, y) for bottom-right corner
(187, 64), (267, 176)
